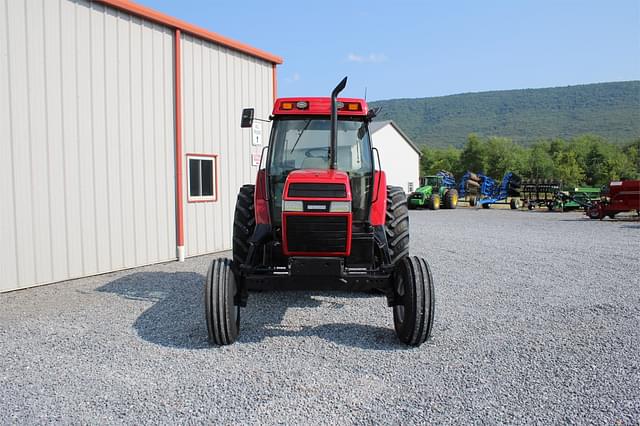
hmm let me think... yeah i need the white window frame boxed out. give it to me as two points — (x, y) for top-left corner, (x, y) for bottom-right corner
(186, 154), (218, 203)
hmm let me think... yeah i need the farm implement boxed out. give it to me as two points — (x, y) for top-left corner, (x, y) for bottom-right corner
(555, 187), (601, 211)
(520, 180), (561, 210)
(477, 172), (522, 209)
(585, 180), (640, 220)
(458, 171), (481, 206)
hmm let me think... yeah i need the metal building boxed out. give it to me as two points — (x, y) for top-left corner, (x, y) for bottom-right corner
(370, 121), (422, 194)
(0, 0), (282, 292)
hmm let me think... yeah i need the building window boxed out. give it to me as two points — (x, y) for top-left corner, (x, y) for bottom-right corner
(408, 182), (414, 192)
(187, 154), (217, 202)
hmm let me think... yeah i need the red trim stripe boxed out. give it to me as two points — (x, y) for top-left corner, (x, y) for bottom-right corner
(272, 63), (278, 98)
(96, 0), (282, 64)
(174, 29), (184, 248)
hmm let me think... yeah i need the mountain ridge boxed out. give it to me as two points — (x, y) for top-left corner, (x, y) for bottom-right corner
(369, 81), (640, 148)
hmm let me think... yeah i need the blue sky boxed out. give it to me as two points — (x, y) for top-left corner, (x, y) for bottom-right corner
(138, 0), (640, 101)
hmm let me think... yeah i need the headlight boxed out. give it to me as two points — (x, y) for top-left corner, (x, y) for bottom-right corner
(330, 201), (351, 213)
(282, 200), (303, 212)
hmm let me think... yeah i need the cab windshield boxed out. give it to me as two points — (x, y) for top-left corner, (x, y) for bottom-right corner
(267, 117), (374, 223)
(269, 118), (373, 174)
(424, 177), (440, 187)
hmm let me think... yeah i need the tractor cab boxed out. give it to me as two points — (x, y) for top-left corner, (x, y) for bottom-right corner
(203, 78), (435, 347)
(266, 97), (374, 227)
(420, 175), (443, 190)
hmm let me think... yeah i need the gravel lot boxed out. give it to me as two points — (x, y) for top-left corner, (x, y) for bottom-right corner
(1, 208), (639, 424)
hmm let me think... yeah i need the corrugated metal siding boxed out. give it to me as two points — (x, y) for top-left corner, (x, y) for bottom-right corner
(0, 0), (176, 291)
(181, 35), (273, 257)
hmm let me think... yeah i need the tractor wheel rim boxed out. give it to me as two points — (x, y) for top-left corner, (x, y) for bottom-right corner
(453, 195), (458, 204)
(395, 273), (406, 323)
(396, 274), (405, 296)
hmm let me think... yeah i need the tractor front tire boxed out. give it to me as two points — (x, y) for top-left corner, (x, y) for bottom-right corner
(510, 198), (520, 210)
(233, 185), (255, 266)
(444, 189), (458, 209)
(205, 258), (240, 345)
(386, 186), (410, 265)
(392, 256), (435, 347)
(428, 194), (440, 210)
(469, 195), (477, 207)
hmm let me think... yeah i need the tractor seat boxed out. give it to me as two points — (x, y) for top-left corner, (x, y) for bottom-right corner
(301, 157), (329, 169)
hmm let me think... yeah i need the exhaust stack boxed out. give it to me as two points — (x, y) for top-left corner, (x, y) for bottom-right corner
(330, 77), (348, 170)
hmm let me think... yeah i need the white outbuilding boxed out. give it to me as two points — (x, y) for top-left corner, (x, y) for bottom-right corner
(369, 120), (422, 194)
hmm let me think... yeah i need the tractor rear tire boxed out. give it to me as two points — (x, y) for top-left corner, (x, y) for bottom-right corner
(392, 256), (435, 347)
(232, 185), (255, 266)
(205, 258), (240, 345)
(444, 189), (458, 209)
(386, 186), (410, 265)
(428, 194), (440, 210)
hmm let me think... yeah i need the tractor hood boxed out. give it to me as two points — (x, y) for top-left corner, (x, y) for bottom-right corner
(281, 169), (353, 257)
(413, 185), (433, 195)
(284, 169), (352, 199)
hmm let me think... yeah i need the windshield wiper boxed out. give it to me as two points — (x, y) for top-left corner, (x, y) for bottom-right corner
(289, 119), (312, 153)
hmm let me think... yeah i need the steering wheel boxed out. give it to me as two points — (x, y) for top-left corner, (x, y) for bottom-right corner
(305, 147), (329, 158)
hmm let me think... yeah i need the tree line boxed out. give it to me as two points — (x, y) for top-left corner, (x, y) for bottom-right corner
(420, 134), (640, 188)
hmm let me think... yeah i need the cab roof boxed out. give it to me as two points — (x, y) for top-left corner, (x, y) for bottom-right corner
(272, 97), (368, 116)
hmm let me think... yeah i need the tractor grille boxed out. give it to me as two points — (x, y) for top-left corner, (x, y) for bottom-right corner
(288, 183), (347, 198)
(285, 215), (348, 253)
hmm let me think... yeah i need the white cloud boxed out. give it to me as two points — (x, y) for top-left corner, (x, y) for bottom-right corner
(347, 52), (388, 63)
(285, 72), (301, 83)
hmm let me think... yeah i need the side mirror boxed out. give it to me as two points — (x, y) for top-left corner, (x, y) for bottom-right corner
(241, 108), (254, 128)
(366, 107), (381, 121)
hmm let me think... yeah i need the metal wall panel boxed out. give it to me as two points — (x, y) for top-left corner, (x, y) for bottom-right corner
(0, 0), (176, 291)
(181, 35), (274, 257)
(371, 125), (420, 194)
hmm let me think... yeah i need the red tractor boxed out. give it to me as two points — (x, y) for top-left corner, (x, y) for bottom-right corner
(204, 78), (435, 346)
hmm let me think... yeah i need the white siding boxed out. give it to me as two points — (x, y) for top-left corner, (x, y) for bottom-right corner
(371, 124), (421, 194)
(181, 35), (273, 257)
(0, 0), (176, 292)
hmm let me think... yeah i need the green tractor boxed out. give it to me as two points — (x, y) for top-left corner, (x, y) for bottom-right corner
(408, 171), (459, 210)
